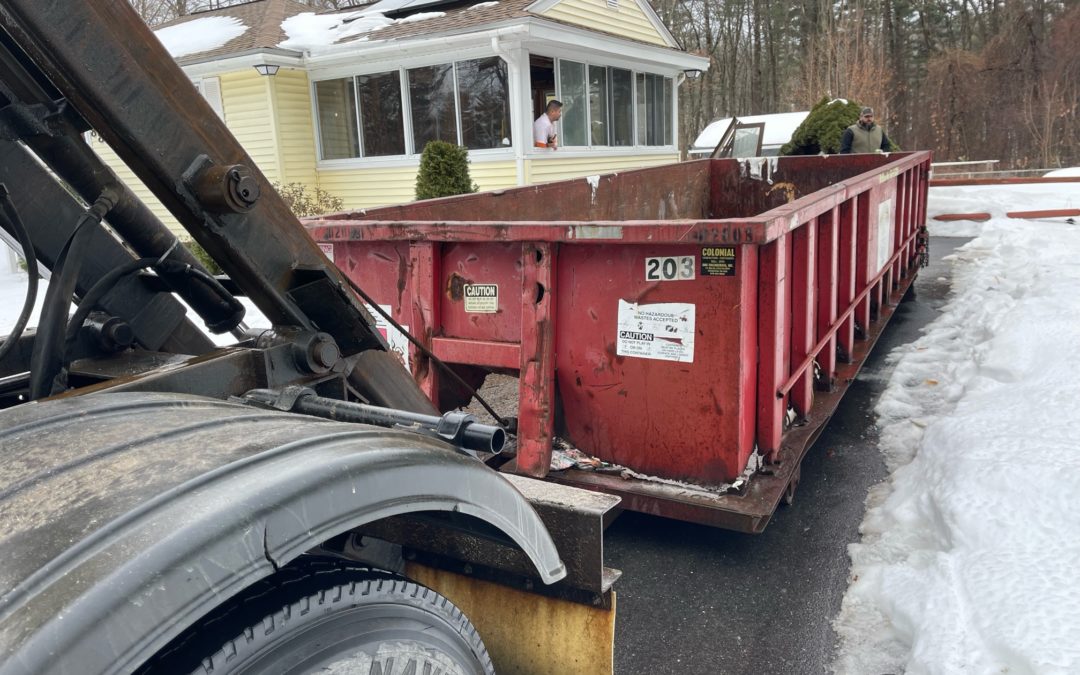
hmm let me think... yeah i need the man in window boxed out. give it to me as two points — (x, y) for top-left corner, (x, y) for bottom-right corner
(533, 100), (562, 150)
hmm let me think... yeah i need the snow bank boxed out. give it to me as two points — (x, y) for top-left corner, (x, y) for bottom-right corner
(154, 16), (248, 58)
(833, 210), (1080, 673)
(1045, 166), (1080, 177)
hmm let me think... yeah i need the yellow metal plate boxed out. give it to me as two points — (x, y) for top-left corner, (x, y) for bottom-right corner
(406, 564), (616, 675)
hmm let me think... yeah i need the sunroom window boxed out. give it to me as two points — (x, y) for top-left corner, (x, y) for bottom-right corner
(458, 57), (512, 150)
(315, 78), (359, 160)
(358, 71), (405, 157)
(314, 57), (512, 160)
(556, 59), (672, 148)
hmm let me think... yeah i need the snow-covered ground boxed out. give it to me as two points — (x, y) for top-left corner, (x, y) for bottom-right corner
(2, 180), (1080, 673)
(834, 180), (1080, 674)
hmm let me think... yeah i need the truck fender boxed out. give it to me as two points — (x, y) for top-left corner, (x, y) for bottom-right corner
(0, 392), (563, 675)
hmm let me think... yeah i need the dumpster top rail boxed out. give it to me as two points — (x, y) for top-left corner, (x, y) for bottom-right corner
(309, 152), (931, 247)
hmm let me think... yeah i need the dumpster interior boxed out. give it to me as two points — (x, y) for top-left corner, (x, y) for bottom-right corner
(319, 153), (905, 224)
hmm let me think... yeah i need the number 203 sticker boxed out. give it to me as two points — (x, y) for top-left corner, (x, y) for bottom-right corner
(645, 255), (695, 281)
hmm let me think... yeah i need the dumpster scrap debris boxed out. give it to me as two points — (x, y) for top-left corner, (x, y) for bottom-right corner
(549, 436), (765, 497)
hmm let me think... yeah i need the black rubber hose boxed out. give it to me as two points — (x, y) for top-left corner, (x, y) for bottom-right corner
(28, 190), (117, 399)
(60, 258), (241, 377)
(0, 184), (39, 363)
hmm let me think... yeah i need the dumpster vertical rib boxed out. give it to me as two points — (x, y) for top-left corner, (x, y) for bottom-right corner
(738, 244), (760, 469)
(854, 194), (873, 333)
(757, 235), (789, 461)
(410, 242), (442, 404)
(791, 222), (816, 417)
(837, 199), (856, 363)
(517, 242), (556, 477)
(815, 209), (839, 390)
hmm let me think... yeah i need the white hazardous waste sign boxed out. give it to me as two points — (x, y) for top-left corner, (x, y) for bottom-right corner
(616, 300), (695, 363)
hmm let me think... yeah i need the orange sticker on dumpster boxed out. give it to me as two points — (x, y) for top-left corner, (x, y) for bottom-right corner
(616, 300), (695, 363)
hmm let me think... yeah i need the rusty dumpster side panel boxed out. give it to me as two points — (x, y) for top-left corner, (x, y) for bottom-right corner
(307, 151), (932, 530)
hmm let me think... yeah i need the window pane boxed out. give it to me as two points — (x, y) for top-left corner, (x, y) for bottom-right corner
(733, 127), (762, 156)
(558, 60), (587, 146)
(588, 65), (609, 146)
(458, 57), (512, 150)
(358, 71), (404, 156)
(645, 73), (665, 146)
(610, 68), (633, 146)
(408, 64), (457, 152)
(315, 78), (359, 159)
(664, 76), (674, 145)
(636, 73), (646, 145)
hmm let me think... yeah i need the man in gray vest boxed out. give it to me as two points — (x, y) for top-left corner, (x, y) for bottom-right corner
(840, 107), (892, 153)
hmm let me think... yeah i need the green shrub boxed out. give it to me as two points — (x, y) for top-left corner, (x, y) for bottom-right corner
(273, 182), (345, 217)
(415, 141), (478, 200)
(781, 97), (901, 154)
(781, 97), (862, 156)
(182, 238), (222, 276)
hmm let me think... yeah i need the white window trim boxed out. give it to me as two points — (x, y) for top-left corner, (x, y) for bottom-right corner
(317, 147), (517, 172)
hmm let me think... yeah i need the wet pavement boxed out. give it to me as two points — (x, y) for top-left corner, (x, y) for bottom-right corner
(605, 238), (968, 675)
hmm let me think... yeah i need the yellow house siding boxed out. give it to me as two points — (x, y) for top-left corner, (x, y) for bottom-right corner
(525, 153), (677, 184)
(318, 166), (418, 210)
(539, 0), (669, 47)
(469, 160), (519, 191)
(317, 160), (517, 210)
(220, 71), (280, 181)
(269, 69), (318, 187)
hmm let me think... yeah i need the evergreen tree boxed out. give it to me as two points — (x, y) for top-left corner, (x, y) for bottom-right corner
(415, 141), (478, 200)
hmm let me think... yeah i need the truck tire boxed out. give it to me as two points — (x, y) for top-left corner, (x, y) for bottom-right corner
(141, 559), (494, 675)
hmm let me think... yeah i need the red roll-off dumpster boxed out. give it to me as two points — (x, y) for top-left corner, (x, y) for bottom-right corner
(307, 151), (931, 531)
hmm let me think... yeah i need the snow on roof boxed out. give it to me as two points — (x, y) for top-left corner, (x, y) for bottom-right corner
(278, 9), (447, 51)
(279, 10), (393, 50)
(154, 16), (249, 58)
(395, 11), (447, 23)
(690, 111), (808, 153)
(467, 1), (501, 9)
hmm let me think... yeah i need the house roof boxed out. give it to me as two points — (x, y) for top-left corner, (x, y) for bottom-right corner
(153, 0), (685, 64)
(153, 0), (315, 63)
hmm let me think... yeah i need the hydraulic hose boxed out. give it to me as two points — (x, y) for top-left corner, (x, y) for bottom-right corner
(0, 184), (38, 363)
(28, 190), (117, 399)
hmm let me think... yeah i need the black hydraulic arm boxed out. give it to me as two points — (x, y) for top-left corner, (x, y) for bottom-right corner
(0, 1), (435, 411)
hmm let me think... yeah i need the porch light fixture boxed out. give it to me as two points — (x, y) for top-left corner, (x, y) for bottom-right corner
(683, 69), (703, 79)
(254, 63), (280, 77)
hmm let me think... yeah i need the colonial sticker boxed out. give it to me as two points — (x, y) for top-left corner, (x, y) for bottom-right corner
(464, 284), (498, 313)
(318, 242), (334, 260)
(616, 300), (695, 363)
(700, 246), (736, 276)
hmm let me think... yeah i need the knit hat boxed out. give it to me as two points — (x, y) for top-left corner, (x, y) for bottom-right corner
(861, 106), (874, 116)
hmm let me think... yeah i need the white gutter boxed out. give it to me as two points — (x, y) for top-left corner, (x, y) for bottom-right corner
(180, 49), (304, 77)
(304, 23), (531, 67)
